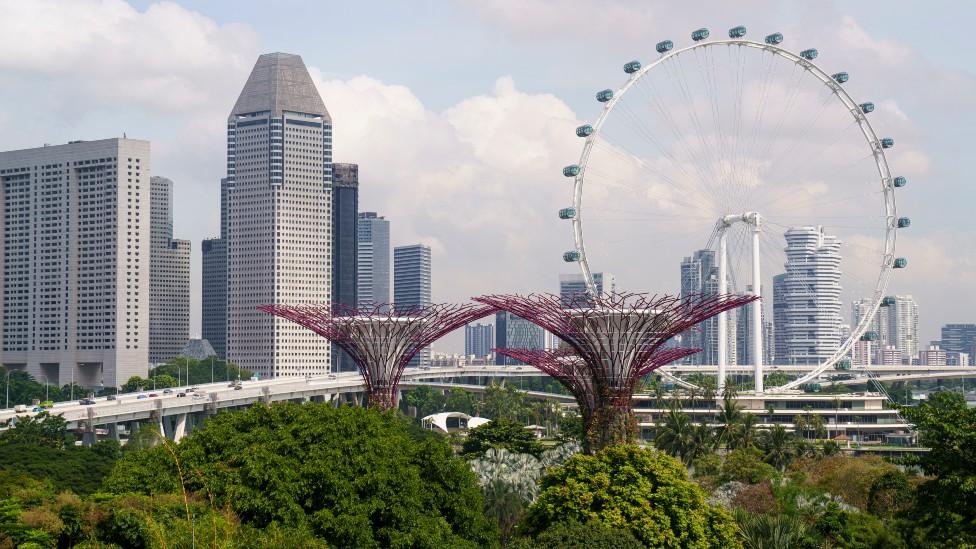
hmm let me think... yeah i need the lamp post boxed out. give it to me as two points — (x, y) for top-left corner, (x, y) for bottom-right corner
(210, 356), (214, 384)
(5, 369), (10, 409)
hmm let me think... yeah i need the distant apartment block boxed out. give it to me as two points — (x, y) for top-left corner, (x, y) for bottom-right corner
(465, 323), (494, 359)
(331, 163), (358, 372)
(0, 138), (151, 387)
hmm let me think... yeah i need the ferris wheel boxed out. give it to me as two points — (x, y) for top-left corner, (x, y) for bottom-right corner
(561, 25), (909, 392)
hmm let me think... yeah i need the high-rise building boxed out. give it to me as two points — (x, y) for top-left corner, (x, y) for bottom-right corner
(679, 250), (734, 365)
(940, 324), (976, 357)
(772, 273), (788, 363)
(881, 295), (918, 363)
(736, 284), (769, 366)
(394, 244), (432, 367)
(149, 176), (190, 363)
(0, 138), (151, 387)
(331, 163), (358, 371)
(225, 52), (333, 378)
(559, 272), (615, 306)
(495, 311), (547, 365)
(465, 323), (494, 359)
(774, 226), (843, 365)
(918, 344), (947, 367)
(357, 212), (390, 310)
(850, 298), (888, 365)
(201, 177), (232, 358)
(201, 238), (227, 358)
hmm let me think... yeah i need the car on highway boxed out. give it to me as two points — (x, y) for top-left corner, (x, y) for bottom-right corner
(136, 394), (148, 400)
(177, 392), (187, 397)
(79, 398), (96, 405)
(192, 393), (206, 400)
(148, 393), (159, 398)
(162, 388), (173, 395)
(106, 395), (117, 401)
(186, 387), (197, 393)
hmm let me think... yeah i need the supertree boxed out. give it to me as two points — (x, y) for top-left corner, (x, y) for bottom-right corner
(475, 292), (758, 451)
(493, 346), (701, 452)
(258, 302), (497, 409)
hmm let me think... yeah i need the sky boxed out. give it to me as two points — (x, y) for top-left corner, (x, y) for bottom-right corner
(0, 0), (972, 354)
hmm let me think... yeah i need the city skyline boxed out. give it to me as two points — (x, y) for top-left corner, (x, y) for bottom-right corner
(0, 2), (972, 355)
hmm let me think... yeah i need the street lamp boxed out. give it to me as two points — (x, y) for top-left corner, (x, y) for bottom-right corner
(5, 369), (11, 409)
(210, 356), (214, 384)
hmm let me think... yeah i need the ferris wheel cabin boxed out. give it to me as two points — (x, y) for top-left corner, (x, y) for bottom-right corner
(563, 251), (581, 262)
(576, 124), (594, 137)
(623, 61), (641, 74)
(729, 26), (747, 38)
(832, 72), (849, 84)
(656, 40), (674, 54)
(765, 33), (784, 45)
(563, 165), (580, 177)
(691, 28), (710, 41)
(596, 89), (614, 102)
(800, 48), (819, 60)
(881, 137), (895, 149)
(893, 176), (908, 188)
(860, 102), (875, 114)
(558, 207), (577, 220)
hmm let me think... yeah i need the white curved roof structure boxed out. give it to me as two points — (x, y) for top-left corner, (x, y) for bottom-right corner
(420, 412), (491, 433)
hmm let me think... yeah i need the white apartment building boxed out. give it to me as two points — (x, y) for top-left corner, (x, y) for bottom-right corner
(225, 53), (332, 378)
(780, 226), (843, 365)
(0, 138), (151, 387)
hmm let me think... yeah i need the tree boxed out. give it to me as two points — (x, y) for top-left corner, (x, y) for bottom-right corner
(764, 371), (790, 388)
(150, 357), (252, 385)
(508, 519), (644, 549)
(898, 391), (976, 546)
(462, 418), (543, 458)
(482, 383), (529, 422)
(760, 425), (795, 472)
(654, 405), (695, 465)
(105, 403), (498, 548)
(716, 396), (743, 447)
(731, 413), (760, 450)
(720, 447), (777, 484)
(401, 385), (446, 418)
(734, 510), (808, 549)
(1, 412), (69, 448)
(868, 470), (913, 520)
(519, 445), (742, 548)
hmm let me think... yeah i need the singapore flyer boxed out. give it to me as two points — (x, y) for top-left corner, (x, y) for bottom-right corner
(561, 25), (908, 392)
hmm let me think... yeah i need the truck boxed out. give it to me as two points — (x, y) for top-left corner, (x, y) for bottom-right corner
(13, 404), (28, 413)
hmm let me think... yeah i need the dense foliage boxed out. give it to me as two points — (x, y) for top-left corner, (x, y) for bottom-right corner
(462, 418), (544, 457)
(519, 444), (742, 548)
(0, 366), (88, 406)
(105, 402), (498, 548)
(121, 357), (252, 392)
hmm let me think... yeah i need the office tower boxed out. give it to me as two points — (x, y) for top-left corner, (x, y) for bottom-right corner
(0, 138), (151, 388)
(679, 250), (733, 365)
(225, 52), (333, 378)
(495, 311), (547, 365)
(201, 177), (232, 358)
(465, 323), (494, 358)
(881, 295), (918, 363)
(201, 238), (227, 358)
(394, 244), (432, 367)
(357, 212), (390, 310)
(559, 272), (615, 306)
(331, 163), (358, 371)
(940, 324), (976, 357)
(149, 176), (190, 363)
(762, 320), (775, 365)
(774, 226), (843, 365)
(850, 298), (889, 365)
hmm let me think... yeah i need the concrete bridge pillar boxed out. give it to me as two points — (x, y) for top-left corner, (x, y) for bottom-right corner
(173, 413), (188, 443)
(108, 423), (120, 441)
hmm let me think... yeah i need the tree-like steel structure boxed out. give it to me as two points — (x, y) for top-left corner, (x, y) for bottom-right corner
(493, 346), (701, 449)
(257, 303), (497, 409)
(475, 292), (759, 451)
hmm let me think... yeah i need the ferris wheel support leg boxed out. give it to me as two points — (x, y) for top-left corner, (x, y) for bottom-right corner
(752, 224), (764, 394)
(718, 229), (728, 392)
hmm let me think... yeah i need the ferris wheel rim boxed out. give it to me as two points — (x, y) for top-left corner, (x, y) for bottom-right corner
(568, 36), (898, 391)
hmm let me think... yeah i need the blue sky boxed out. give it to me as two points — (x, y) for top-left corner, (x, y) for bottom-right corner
(1, 0), (972, 352)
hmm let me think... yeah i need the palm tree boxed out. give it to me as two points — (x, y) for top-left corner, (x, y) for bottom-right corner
(735, 510), (809, 549)
(731, 413), (759, 450)
(655, 405), (694, 463)
(721, 378), (739, 400)
(688, 423), (717, 464)
(716, 396), (743, 447)
(760, 424), (795, 472)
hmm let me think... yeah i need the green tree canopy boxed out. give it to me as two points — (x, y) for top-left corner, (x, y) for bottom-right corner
(462, 418), (543, 458)
(519, 444), (741, 548)
(898, 391), (976, 546)
(104, 403), (497, 548)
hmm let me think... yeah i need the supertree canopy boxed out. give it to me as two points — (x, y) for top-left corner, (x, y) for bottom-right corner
(258, 302), (497, 409)
(476, 292), (758, 451)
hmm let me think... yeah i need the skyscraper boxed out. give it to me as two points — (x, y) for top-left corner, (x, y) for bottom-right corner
(331, 163), (358, 371)
(465, 323), (494, 358)
(394, 244), (432, 367)
(941, 324), (976, 357)
(882, 295), (918, 363)
(201, 177), (232, 358)
(225, 52), (333, 378)
(679, 250), (734, 365)
(559, 272), (615, 306)
(495, 311), (547, 365)
(775, 226), (843, 365)
(0, 138), (151, 387)
(149, 176), (190, 363)
(357, 212), (390, 310)
(772, 273), (788, 363)
(736, 284), (768, 366)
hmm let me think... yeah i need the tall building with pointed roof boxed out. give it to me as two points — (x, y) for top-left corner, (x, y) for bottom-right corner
(225, 53), (333, 378)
